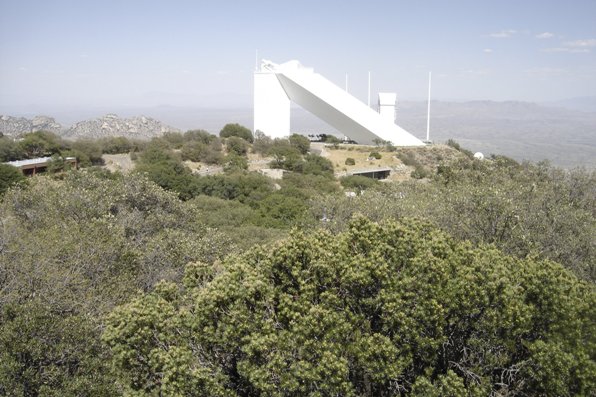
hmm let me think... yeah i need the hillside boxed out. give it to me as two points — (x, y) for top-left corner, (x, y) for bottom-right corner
(0, 114), (179, 139)
(2, 136), (593, 395)
(2, 99), (595, 168)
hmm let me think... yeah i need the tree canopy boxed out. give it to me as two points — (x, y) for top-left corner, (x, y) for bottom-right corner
(104, 217), (595, 396)
(220, 123), (254, 143)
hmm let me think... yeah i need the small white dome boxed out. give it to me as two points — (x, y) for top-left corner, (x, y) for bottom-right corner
(473, 152), (485, 160)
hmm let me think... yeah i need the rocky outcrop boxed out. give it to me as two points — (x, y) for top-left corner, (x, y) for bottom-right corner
(63, 114), (180, 139)
(0, 115), (62, 137)
(0, 114), (179, 140)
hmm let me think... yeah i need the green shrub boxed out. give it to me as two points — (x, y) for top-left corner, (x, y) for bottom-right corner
(411, 165), (430, 179)
(0, 164), (25, 194)
(345, 157), (356, 166)
(219, 123), (253, 143)
(289, 133), (310, 155)
(104, 217), (596, 396)
(225, 136), (249, 156)
(340, 175), (378, 191)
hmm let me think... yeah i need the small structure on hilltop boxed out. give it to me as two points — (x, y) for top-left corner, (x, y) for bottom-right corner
(4, 156), (77, 176)
(348, 167), (392, 180)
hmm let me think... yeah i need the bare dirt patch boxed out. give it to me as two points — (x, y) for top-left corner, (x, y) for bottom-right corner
(102, 153), (135, 173)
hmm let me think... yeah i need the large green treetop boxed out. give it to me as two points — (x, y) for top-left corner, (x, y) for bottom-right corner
(104, 216), (595, 396)
(220, 123), (254, 143)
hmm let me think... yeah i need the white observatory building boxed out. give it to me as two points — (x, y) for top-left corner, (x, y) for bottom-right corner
(254, 60), (423, 146)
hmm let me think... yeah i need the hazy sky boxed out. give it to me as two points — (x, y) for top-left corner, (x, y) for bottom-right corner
(1, 0), (595, 110)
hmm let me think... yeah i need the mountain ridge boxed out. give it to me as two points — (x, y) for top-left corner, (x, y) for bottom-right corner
(0, 113), (180, 140)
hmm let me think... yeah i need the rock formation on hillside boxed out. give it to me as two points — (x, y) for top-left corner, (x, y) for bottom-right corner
(0, 115), (62, 137)
(0, 114), (179, 139)
(62, 114), (180, 139)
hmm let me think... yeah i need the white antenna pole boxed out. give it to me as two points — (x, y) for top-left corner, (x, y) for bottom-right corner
(255, 49), (258, 71)
(367, 71), (371, 107)
(426, 71), (432, 142)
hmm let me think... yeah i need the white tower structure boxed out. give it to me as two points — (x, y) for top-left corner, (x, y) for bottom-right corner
(378, 93), (397, 123)
(253, 59), (423, 146)
(253, 66), (291, 139)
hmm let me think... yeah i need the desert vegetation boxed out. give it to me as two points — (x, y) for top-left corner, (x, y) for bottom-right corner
(0, 125), (594, 396)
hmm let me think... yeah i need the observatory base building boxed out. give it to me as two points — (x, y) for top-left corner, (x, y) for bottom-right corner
(254, 60), (424, 146)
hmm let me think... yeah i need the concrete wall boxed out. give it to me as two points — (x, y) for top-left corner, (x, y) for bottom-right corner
(253, 71), (290, 139)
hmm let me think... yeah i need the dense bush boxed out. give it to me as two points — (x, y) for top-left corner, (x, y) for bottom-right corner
(0, 136), (25, 161)
(194, 172), (273, 204)
(0, 164), (25, 194)
(181, 141), (218, 163)
(104, 217), (595, 396)
(226, 136), (250, 156)
(340, 174), (379, 191)
(220, 123), (254, 143)
(252, 130), (273, 155)
(289, 133), (310, 155)
(312, 160), (596, 282)
(135, 142), (197, 199)
(0, 172), (233, 395)
(345, 157), (356, 165)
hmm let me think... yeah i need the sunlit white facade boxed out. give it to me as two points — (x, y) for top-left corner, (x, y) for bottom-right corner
(254, 60), (424, 146)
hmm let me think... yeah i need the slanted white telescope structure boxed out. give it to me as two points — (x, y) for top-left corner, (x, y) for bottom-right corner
(254, 59), (423, 146)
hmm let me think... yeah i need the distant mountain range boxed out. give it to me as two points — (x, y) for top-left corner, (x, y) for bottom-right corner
(1, 99), (595, 168)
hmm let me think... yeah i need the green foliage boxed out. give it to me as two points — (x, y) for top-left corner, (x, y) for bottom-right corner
(302, 153), (334, 177)
(345, 157), (356, 166)
(252, 130), (273, 155)
(314, 160), (596, 282)
(0, 136), (25, 161)
(0, 171), (234, 395)
(70, 138), (104, 166)
(410, 164), (430, 179)
(46, 153), (67, 174)
(446, 139), (474, 158)
(162, 131), (186, 148)
(181, 140), (224, 165)
(0, 302), (117, 396)
(270, 143), (334, 178)
(323, 134), (341, 144)
(220, 123), (254, 143)
(280, 172), (339, 196)
(189, 195), (284, 251)
(289, 133), (310, 155)
(184, 129), (217, 144)
(104, 217), (595, 396)
(369, 151), (382, 159)
(253, 191), (311, 228)
(223, 153), (249, 173)
(225, 136), (249, 156)
(180, 141), (205, 162)
(340, 175), (379, 192)
(98, 136), (140, 154)
(194, 172), (273, 204)
(0, 164), (25, 194)
(135, 143), (197, 200)
(396, 151), (420, 167)
(268, 139), (302, 170)
(17, 131), (64, 158)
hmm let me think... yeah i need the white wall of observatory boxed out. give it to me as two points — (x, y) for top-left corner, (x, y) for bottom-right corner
(253, 71), (290, 138)
(378, 92), (397, 123)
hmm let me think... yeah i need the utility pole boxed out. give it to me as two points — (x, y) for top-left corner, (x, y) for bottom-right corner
(426, 71), (432, 143)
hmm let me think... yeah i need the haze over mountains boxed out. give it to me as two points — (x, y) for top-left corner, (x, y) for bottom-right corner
(2, 98), (595, 168)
